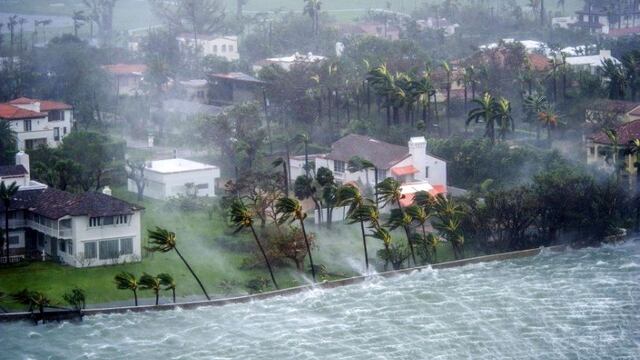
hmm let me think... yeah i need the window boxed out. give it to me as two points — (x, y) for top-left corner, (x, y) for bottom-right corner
(99, 239), (120, 260)
(425, 166), (430, 178)
(24, 119), (32, 132)
(63, 127), (67, 135)
(120, 238), (133, 255)
(59, 240), (66, 253)
(334, 160), (346, 173)
(212, 45), (218, 53)
(53, 127), (60, 141)
(589, 147), (595, 156)
(8, 236), (19, 245)
(229, 45), (234, 52)
(115, 215), (128, 225)
(49, 110), (64, 121)
(196, 183), (209, 190)
(89, 217), (101, 227)
(103, 216), (114, 225)
(67, 240), (73, 255)
(222, 44), (227, 52)
(84, 242), (97, 259)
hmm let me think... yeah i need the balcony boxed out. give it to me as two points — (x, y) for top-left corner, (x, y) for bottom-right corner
(27, 220), (72, 239)
(7, 219), (27, 229)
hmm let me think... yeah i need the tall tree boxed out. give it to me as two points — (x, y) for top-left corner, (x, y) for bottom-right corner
(82, 0), (118, 46)
(275, 197), (317, 282)
(139, 273), (162, 306)
(442, 61), (452, 135)
(376, 178), (417, 266)
(126, 160), (147, 201)
(147, 227), (211, 300)
(1, 181), (19, 263)
(0, 121), (17, 164)
(467, 92), (497, 145)
(303, 0), (322, 37)
(337, 184), (374, 271)
(492, 97), (514, 142)
(158, 273), (177, 303)
(229, 199), (279, 289)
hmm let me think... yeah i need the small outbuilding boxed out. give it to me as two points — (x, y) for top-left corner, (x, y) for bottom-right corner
(129, 158), (221, 200)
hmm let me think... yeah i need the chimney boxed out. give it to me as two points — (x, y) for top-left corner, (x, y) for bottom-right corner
(15, 151), (30, 183)
(102, 186), (112, 196)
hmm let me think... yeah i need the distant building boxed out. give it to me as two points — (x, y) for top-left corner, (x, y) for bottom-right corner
(176, 34), (239, 61)
(585, 100), (640, 124)
(338, 22), (402, 40)
(586, 119), (640, 180)
(552, 16), (578, 29)
(289, 134), (447, 206)
(103, 64), (147, 96)
(208, 72), (264, 105)
(565, 50), (620, 75)
(417, 17), (459, 36)
(0, 152), (142, 267)
(574, 3), (640, 36)
(0, 97), (73, 150)
(178, 79), (209, 104)
(253, 52), (327, 72)
(129, 158), (221, 200)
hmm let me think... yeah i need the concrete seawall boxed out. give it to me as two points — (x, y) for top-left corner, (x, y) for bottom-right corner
(0, 245), (566, 323)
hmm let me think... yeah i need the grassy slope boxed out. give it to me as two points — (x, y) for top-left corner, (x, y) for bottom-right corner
(0, 185), (464, 309)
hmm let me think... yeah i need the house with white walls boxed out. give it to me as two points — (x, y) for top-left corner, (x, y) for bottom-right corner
(565, 50), (620, 75)
(103, 64), (148, 96)
(0, 97), (73, 151)
(253, 52), (327, 72)
(176, 34), (239, 61)
(0, 152), (143, 267)
(128, 158), (221, 200)
(290, 134), (447, 206)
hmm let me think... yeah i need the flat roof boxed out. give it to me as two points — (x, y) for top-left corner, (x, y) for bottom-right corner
(147, 158), (219, 174)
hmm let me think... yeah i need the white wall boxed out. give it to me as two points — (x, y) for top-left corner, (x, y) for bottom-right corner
(10, 109), (72, 150)
(178, 36), (239, 61)
(130, 167), (221, 200)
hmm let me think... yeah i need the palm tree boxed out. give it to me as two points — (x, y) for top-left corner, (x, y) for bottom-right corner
(347, 156), (377, 189)
(272, 157), (289, 197)
(405, 204), (432, 264)
(72, 10), (86, 37)
(411, 71), (435, 129)
(0, 120), (17, 163)
(425, 233), (440, 262)
(229, 199), (279, 289)
(147, 227), (211, 300)
(371, 226), (392, 270)
(601, 58), (628, 100)
(603, 128), (623, 181)
(294, 133), (311, 178)
(114, 272), (139, 306)
(337, 185), (373, 271)
(492, 97), (514, 142)
(442, 61), (452, 135)
(622, 51), (640, 101)
(303, 0), (322, 37)
(275, 197), (316, 282)
(368, 64), (394, 126)
(524, 94), (548, 140)
(467, 92), (497, 144)
(139, 273), (162, 306)
(1, 181), (19, 263)
(432, 194), (465, 259)
(375, 178), (417, 266)
(538, 107), (559, 142)
(62, 287), (86, 312)
(557, 0), (566, 15)
(11, 289), (51, 318)
(158, 273), (176, 303)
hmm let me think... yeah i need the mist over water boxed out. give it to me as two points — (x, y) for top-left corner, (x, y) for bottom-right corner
(2, 241), (639, 359)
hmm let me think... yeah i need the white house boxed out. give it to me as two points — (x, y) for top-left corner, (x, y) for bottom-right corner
(176, 34), (239, 61)
(565, 50), (620, 75)
(129, 158), (221, 200)
(0, 153), (142, 267)
(253, 52), (327, 72)
(102, 64), (148, 96)
(179, 79), (209, 103)
(0, 97), (73, 151)
(290, 134), (447, 206)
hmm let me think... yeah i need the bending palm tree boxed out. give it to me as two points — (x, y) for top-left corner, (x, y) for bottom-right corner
(275, 197), (316, 282)
(524, 94), (548, 140)
(406, 205), (432, 264)
(11, 289), (51, 318)
(467, 92), (497, 145)
(139, 273), (162, 306)
(229, 199), (279, 289)
(158, 273), (176, 303)
(538, 108), (559, 142)
(337, 184), (373, 271)
(1, 181), (19, 263)
(371, 226), (392, 270)
(114, 272), (139, 306)
(147, 227), (210, 300)
(492, 97), (514, 142)
(375, 178), (417, 266)
(432, 194), (466, 259)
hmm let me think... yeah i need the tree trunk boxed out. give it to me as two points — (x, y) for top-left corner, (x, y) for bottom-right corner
(283, 162), (289, 197)
(133, 289), (138, 306)
(174, 247), (210, 300)
(396, 199), (417, 267)
(360, 220), (369, 271)
(5, 207), (9, 264)
(155, 290), (159, 306)
(172, 288), (176, 303)
(250, 225), (279, 289)
(299, 219), (316, 282)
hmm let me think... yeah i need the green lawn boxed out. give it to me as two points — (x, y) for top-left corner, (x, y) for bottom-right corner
(0, 185), (468, 310)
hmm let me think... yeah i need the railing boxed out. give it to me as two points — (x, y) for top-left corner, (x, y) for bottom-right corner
(7, 219), (27, 229)
(0, 255), (25, 264)
(27, 220), (72, 239)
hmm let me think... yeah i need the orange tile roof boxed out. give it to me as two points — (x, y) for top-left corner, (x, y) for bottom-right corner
(527, 53), (551, 72)
(392, 165), (419, 176)
(0, 104), (47, 120)
(102, 64), (147, 75)
(590, 119), (640, 144)
(9, 97), (72, 111)
(399, 184), (447, 207)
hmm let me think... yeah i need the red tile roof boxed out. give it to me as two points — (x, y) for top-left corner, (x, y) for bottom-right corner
(399, 185), (447, 207)
(590, 119), (640, 144)
(607, 26), (640, 38)
(528, 53), (551, 72)
(392, 165), (419, 176)
(9, 97), (72, 111)
(0, 104), (46, 120)
(589, 99), (640, 114)
(102, 64), (147, 75)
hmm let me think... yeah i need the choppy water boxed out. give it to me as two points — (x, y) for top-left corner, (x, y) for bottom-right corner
(2, 242), (639, 360)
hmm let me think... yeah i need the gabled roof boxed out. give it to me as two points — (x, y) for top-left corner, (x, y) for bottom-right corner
(0, 104), (47, 120)
(588, 99), (640, 114)
(326, 134), (410, 170)
(590, 119), (640, 145)
(1, 188), (143, 219)
(0, 165), (28, 177)
(9, 97), (72, 111)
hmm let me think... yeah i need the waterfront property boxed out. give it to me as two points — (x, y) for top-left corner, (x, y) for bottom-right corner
(128, 158), (221, 200)
(586, 119), (640, 180)
(0, 97), (73, 151)
(1, 153), (143, 267)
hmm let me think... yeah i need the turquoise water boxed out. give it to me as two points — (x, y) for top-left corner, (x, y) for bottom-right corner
(2, 242), (639, 359)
